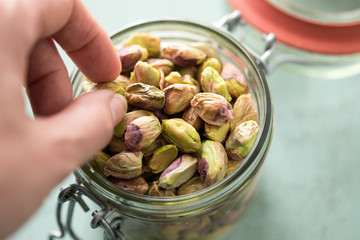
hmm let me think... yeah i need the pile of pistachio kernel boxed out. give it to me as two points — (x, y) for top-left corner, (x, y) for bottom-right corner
(84, 33), (259, 197)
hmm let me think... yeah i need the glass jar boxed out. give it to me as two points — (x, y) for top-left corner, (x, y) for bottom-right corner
(53, 19), (273, 240)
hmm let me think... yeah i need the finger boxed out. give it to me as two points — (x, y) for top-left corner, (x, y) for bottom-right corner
(26, 0), (120, 83)
(38, 90), (127, 165)
(27, 38), (73, 116)
(37, 0), (121, 82)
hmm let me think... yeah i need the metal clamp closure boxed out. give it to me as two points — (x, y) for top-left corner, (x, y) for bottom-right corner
(215, 10), (276, 73)
(49, 183), (125, 240)
(215, 11), (330, 73)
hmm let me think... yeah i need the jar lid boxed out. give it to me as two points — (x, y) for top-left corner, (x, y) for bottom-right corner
(228, 0), (360, 54)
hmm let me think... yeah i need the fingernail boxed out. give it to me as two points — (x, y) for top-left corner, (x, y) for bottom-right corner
(110, 94), (127, 124)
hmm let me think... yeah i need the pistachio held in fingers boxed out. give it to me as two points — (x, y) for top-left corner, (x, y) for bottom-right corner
(204, 122), (230, 142)
(118, 45), (149, 72)
(122, 33), (161, 57)
(162, 84), (198, 115)
(148, 181), (176, 197)
(114, 75), (132, 89)
(182, 106), (204, 131)
(147, 58), (174, 76)
(158, 155), (198, 189)
(162, 45), (206, 67)
(226, 120), (259, 161)
(230, 93), (258, 132)
(124, 115), (162, 151)
(133, 61), (161, 87)
(177, 175), (206, 195)
(191, 92), (234, 126)
(162, 118), (201, 153)
(221, 62), (249, 98)
(125, 83), (165, 111)
(93, 81), (125, 96)
(88, 151), (110, 176)
(81, 76), (95, 92)
(200, 66), (231, 102)
(109, 176), (149, 195)
(198, 140), (228, 186)
(104, 151), (143, 179)
(147, 144), (178, 173)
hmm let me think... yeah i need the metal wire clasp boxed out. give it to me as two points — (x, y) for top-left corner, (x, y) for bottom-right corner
(215, 10), (331, 73)
(49, 183), (125, 240)
(214, 10), (276, 73)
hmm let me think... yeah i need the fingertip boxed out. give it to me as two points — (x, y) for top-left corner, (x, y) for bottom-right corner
(109, 94), (127, 125)
(49, 0), (121, 83)
(88, 36), (122, 82)
(68, 33), (122, 83)
(38, 89), (128, 163)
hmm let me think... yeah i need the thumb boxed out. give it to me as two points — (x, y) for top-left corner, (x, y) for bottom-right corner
(38, 90), (127, 169)
(0, 90), (127, 236)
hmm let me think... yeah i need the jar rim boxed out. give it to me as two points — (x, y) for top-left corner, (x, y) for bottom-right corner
(73, 18), (273, 215)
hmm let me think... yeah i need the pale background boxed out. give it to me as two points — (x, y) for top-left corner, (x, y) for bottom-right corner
(7, 0), (360, 239)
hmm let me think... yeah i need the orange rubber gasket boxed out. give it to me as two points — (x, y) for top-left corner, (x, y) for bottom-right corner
(228, 0), (360, 54)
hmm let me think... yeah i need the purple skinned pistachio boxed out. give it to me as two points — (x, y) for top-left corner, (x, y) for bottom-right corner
(114, 110), (154, 138)
(124, 115), (162, 151)
(118, 45), (148, 72)
(187, 42), (221, 63)
(191, 92), (234, 126)
(158, 155), (198, 189)
(198, 140), (228, 186)
(109, 176), (149, 195)
(162, 45), (206, 67)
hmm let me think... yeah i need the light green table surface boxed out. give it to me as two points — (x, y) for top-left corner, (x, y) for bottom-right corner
(7, 0), (360, 239)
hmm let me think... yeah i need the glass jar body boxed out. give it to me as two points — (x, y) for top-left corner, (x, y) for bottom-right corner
(99, 173), (261, 240)
(71, 19), (273, 240)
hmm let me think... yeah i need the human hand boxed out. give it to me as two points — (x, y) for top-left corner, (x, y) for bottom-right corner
(0, 0), (126, 237)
